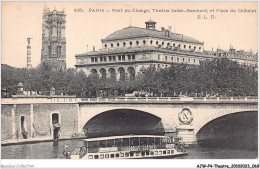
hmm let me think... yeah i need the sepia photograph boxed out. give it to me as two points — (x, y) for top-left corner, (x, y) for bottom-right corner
(1, 1), (259, 168)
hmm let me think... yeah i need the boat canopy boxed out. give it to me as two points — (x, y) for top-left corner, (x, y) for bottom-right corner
(82, 135), (167, 142)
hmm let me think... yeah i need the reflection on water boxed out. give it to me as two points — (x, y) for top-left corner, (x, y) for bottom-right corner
(1, 140), (84, 159)
(1, 139), (257, 159)
(2, 112), (258, 159)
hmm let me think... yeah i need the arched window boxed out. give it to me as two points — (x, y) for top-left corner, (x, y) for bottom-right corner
(109, 68), (116, 81)
(117, 43), (120, 47)
(123, 42), (126, 47)
(100, 68), (106, 81)
(184, 45), (186, 48)
(91, 69), (98, 76)
(118, 67), (126, 81)
(143, 40), (146, 45)
(128, 67), (135, 81)
(156, 41), (159, 45)
(129, 41), (132, 46)
(173, 43), (175, 47)
(162, 42), (164, 45)
(136, 41), (139, 46)
(111, 43), (113, 48)
(189, 46), (191, 49)
(194, 46), (196, 49)
(199, 47), (201, 50)
(150, 40), (153, 45)
(104, 44), (107, 48)
(178, 44), (181, 48)
(167, 43), (170, 46)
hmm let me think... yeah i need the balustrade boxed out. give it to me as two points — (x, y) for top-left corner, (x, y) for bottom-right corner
(1, 96), (257, 104)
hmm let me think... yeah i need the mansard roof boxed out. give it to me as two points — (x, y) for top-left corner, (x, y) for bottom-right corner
(101, 26), (203, 45)
(75, 46), (210, 58)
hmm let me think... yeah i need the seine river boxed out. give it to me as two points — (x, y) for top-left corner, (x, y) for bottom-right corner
(1, 139), (257, 159)
(2, 112), (258, 159)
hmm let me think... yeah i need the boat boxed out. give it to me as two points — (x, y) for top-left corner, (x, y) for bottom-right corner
(68, 135), (188, 159)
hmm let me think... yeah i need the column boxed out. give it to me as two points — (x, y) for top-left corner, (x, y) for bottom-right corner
(116, 71), (120, 81)
(77, 104), (81, 132)
(30, 104), (34, 138)
(11, 105), (16, 140)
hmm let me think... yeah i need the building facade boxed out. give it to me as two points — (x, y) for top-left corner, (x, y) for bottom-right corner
(41, 8), (66, 70)
(75, 20), (257, 80)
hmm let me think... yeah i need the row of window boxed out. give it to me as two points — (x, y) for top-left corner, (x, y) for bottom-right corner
(89, 55), (201, 64)
(88, 149), (174, 159)
(91, 55), (136, 63)
(158, 55), (201, 64)
(104, 41), (202, 50)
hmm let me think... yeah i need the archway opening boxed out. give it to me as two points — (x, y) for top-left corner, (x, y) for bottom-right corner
(197, 111), (257, 151)
(52, 113), (60, 140)
(109, 68), (116, 82)
(100, 68), (106, 81)
(118, 67), (126, 81)
(91, 69), (98, 76)
(128, 67), (135, 81)
(21, 116), (28, 139)
(83, 109), (165, 138)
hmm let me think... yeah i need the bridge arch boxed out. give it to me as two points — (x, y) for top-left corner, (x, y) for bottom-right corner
(194, 106), (258, 135)
(80, 108), (165, 138)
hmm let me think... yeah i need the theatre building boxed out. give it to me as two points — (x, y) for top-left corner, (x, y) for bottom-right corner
(75, 20), (257, 81)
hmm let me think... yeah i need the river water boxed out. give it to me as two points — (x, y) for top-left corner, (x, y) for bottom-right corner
(1, 139), (257, 159)
(2, 112), (258, 159)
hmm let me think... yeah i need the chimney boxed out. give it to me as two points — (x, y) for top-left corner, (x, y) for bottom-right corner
(168, 26), (172, 32)
(93, 46), (95, 51)
(161, 27), (165, 31)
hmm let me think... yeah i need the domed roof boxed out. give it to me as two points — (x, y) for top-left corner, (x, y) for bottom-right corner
(18, 82), (24, 87)
(102, 26), (203, 44)
(145, 19), (156, 23)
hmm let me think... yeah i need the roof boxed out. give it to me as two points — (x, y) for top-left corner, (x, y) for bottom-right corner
(145, 19), (156, 23)
(82, 135), (166, 142)
(18, 82), (24, 87)
(102, 26), (203, 44)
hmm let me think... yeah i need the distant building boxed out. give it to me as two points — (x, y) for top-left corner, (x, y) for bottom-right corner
(75, 20), (258, 80)
(41, 7), (66, 70)
(204, 45), (258, 68)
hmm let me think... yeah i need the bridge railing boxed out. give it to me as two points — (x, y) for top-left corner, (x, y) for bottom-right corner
(77, 96), (258, 103)
(1, 96), (258, 104)
(1, 97), (80, 104)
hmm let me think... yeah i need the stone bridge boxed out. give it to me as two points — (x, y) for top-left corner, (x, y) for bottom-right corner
(1, 96), (258, 144)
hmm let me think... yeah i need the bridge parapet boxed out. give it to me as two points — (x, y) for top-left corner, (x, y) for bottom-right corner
(2, 96), (257, 104)
(1, 97), (80, 104)
(79, 96), (257, 103)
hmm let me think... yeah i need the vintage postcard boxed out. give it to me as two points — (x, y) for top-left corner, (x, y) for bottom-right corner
(1, 1), (258, 168)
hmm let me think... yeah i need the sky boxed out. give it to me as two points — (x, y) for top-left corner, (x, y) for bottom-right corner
(2, 1), (258, 68)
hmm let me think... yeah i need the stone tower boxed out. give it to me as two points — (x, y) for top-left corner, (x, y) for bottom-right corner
(41, 7), (66, 69)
